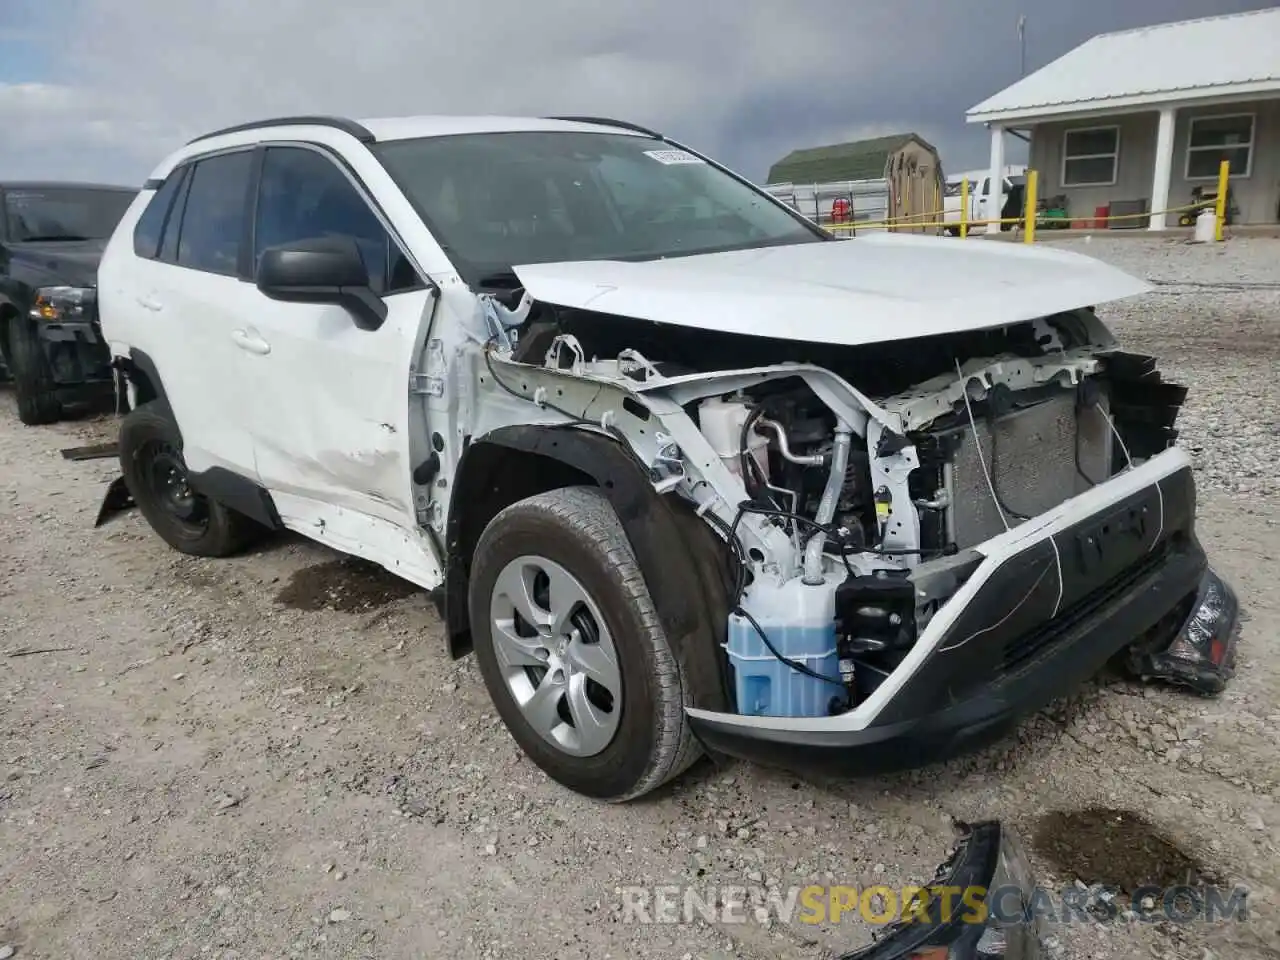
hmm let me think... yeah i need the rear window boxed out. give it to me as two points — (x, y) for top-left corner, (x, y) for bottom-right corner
(133, 171), (188, 259)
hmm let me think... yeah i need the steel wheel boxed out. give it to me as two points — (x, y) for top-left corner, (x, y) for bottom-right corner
(489, 554), (622, 757)
(140, 439), (209, 531)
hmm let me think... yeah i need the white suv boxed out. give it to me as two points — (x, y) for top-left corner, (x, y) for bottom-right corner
(98, 114), (1237, 801)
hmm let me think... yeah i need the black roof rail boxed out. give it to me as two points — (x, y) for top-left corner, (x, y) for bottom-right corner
(545, 116), (663, 138)
(187, 115), (376, 146)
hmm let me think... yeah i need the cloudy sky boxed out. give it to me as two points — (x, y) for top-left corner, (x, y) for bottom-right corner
(0, 0), (1272, 186)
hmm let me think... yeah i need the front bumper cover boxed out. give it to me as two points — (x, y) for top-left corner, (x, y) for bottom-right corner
(688, 453), (1240, 776)
(840, 821), (1045, 959)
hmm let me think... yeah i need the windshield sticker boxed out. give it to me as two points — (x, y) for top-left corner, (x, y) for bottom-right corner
(643, 149), (705, 165)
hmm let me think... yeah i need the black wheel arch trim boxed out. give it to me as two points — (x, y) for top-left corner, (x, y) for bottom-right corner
(117, 347), (171, 410)
(119, 367), (282, 532)
(443, 424), (731, 713)
(185, 466), (284, 531)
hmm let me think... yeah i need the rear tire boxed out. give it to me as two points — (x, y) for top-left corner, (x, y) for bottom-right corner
(468, 486), (701, 801)
(9, 320), (62, 425)
(119, 401), (262, 557)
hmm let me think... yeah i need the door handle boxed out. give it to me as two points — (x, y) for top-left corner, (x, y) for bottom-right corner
(136, 295), (163, 312)
(230, 329), (271, 355)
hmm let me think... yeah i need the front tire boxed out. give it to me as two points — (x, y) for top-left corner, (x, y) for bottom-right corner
(119, 401), (261, 557)
(8, 320), (62, 425)
(468, 486), (700, 801)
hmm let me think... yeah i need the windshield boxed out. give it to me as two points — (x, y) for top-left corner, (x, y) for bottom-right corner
(373, 131), (825, 283)
(4, 186), (136, 242)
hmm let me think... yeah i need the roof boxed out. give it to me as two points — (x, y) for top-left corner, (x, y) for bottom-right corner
(157, 114), (661, 180)
(766, 133), (933, 184)
(968, 7), (1280, 123)
(358, 114), (654, 142)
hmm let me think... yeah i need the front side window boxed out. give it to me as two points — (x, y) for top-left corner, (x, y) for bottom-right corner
(372, 131), (824, 284)
(175, 151), (254, 275)
(1062, 127), (1119, 187)
(253, 147), (418, 294)
(4, 186), (135, 243)
(1186, 114), (1253, 179)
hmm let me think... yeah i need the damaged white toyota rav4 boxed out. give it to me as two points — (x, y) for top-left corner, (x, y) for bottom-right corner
(97, 114), (1238, 801)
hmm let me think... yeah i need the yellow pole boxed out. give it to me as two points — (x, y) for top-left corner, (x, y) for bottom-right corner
(1023, 169), (1038, 244)
(1214, 158), (1230, 242)
(936, 178), (942, 234)
(960, 177), (969, 239)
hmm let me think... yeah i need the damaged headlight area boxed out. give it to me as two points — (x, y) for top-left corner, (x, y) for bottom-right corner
(841, 822), (1046, 960)
(1123, 567), (1239, 695)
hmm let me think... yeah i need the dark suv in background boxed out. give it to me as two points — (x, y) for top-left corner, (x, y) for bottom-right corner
(0, 181), (137, 424)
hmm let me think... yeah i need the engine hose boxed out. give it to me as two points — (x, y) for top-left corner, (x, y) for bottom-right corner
(802, 423), (852, 584)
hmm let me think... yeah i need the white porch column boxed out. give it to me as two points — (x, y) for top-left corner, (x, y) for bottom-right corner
(986, 125), (1005, 235)
(1149, 107), (1176, 230)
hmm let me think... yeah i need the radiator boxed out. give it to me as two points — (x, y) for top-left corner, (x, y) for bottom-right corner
(941, 389), (1113, 548)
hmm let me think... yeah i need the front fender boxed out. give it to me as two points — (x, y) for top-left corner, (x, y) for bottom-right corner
(444, 424), (730, 712)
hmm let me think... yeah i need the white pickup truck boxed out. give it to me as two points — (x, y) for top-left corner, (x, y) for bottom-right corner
(942, 166), (1025, 235)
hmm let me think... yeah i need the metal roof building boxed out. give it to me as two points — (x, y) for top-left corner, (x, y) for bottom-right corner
(966, 7), (1280, 229)
(766, 133), (935, 183)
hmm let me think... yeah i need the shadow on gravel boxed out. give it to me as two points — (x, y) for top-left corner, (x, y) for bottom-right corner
(275, 556), (420, 612)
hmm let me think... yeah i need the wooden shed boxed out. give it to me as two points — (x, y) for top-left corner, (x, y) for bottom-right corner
(767, 133), (945, 231)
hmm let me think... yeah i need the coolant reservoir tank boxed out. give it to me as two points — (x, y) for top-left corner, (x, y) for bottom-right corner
(699, 398), (768, 479)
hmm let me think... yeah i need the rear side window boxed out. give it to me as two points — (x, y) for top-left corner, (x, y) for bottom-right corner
(132, 169), (187, 259)
(174, 150), (254, 276)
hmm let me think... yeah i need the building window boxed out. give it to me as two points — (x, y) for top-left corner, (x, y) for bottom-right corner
(1186, 114), (1254, 180)
(1061, 126), (1119, 187)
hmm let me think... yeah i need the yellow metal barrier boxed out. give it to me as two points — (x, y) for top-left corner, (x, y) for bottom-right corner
(1215, 159), (1229, 242)
(815, 164), (1230, 240)
(1023, 169), (1038, 245)
(824, 197), (1207, 236)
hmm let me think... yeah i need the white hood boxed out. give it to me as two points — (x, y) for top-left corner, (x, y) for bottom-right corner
(512, 232), (1150, 346)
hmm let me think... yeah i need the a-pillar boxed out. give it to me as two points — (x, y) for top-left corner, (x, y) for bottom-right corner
(1149, 107), (1176, 230)
(986, 125), (1005, 235)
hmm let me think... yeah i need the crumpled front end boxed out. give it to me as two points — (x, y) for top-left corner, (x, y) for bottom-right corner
(685, 448), (1239, 775)
(474, 287), (1239, 776)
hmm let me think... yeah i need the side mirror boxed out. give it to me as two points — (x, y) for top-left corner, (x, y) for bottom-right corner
(255, 236), (388, 331)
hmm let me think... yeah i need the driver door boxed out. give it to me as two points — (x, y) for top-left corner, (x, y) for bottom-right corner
(234, 144), (438, 581)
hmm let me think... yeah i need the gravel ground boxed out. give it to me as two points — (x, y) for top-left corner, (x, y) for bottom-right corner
(2, 236), (1279, 960)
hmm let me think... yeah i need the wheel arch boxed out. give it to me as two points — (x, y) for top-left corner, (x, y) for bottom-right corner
(115, 347), (170, 410)
(443, 425), (731, 713)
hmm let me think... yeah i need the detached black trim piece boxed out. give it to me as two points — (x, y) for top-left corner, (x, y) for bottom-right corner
(142, 178), (165, 190)
(839, 821), (1044, 960)
(95, 475), (136, 527)
(187, 116), (376, 146)
(545, 116), (663, 138)
(61, 442), (119, 462)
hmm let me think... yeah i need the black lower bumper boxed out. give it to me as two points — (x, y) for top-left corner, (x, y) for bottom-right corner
(690, 464), (1240, 777)
(36, 319), (114, 391)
